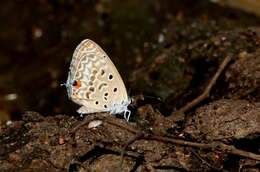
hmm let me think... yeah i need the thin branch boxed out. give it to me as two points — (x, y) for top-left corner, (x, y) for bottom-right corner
(149, 135), (260, 161)
(172, 55), (232, 115)
(104, 121), (260, 161)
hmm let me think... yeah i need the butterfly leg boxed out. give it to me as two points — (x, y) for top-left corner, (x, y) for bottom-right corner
(123, 110), (131, 122)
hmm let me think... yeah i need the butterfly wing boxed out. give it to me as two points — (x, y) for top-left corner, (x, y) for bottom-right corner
(67, 39), (129, 114)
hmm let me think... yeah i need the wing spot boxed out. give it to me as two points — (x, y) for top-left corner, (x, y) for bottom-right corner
(90, 76), (95, 81)
(95, 101), (99, 105)
(85, 92), (90, 99)
(104, 104), (107, 108)
(89, 87), (95, 92)
(72, 80), (80, 88)
(104, 93), (108, 96)
(109, 74), (113, 80)
(93, 70), (97, 74)
(101, 69), (105, 76)
(98, 83), (108, 90)
(89, 81), (93, 86)
(113, 88), (117, 92)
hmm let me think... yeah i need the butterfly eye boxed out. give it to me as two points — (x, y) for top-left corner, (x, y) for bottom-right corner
(72, 80), (80, 88)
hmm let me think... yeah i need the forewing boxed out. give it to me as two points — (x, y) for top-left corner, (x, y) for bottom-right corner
(69, 39), (128, 113)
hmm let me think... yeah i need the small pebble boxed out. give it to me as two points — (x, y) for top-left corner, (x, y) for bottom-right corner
(58, 138), (65, 145)
(88, 120), (102, 129)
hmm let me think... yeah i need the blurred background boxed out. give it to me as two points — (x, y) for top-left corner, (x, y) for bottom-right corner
(0, 0), (260, 124)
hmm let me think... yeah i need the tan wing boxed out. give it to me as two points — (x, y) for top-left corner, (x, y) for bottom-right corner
(69, 39), (128, 113)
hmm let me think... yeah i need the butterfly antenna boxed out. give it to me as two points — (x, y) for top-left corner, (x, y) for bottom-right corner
(60, 83), (66, 87)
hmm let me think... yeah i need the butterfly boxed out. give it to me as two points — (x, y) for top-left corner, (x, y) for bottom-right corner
(64, 39), (131, 121)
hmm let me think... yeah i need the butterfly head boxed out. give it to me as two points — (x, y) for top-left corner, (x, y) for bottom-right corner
(64, 72), (85, 105)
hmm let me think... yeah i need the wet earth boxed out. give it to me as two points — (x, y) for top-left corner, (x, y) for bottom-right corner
(0, 0), (259, 171)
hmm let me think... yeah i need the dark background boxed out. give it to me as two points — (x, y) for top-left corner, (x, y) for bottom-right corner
(0, 0), (259, 122)
(0, 0), (172, 119)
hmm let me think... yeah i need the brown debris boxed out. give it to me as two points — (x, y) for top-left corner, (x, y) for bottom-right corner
(184, 99), (260, 142)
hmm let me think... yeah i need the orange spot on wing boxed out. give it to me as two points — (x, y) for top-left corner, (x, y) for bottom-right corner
(72, 80), (81, 88)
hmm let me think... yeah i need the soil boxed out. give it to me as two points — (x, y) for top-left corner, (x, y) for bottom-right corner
(0, 0), (259, 171)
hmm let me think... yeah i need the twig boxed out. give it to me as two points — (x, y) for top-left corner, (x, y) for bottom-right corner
(71, 114), (138, 134)
(71, 116), (93, 133)
(149, 135), (260, 161)
(104, 119), (139, 134)
(172, 55), (232, 115)
(102, 121), (260, 161)
(71, 114), (110, 133)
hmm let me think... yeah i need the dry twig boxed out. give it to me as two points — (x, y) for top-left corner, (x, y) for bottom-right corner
(106, 120), (260, 161)
(171, 55), (232, 116)
(150, 135), (260, 161)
